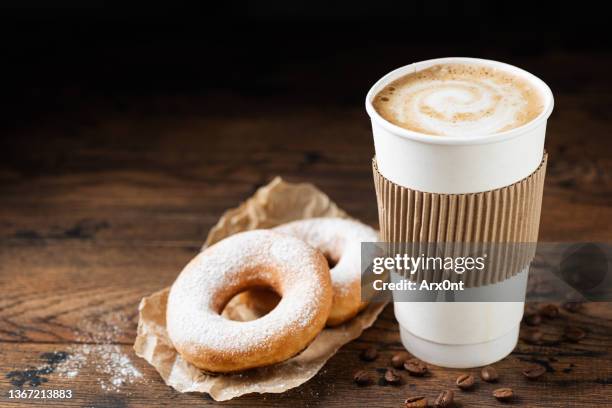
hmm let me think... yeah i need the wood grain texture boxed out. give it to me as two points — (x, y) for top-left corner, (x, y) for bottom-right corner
(1, 305), (611, 407)
(1, 51), (611, 406)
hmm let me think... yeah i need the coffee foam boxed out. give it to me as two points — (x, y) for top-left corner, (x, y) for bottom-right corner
(372, 63), (544, 137)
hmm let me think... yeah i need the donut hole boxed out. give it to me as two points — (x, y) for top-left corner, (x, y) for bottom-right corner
(221, 287), (281, 322)
(324, 253), (338, 269)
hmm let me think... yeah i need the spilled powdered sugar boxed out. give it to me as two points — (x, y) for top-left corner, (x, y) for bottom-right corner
(55, 344), (143, 392)
(166, 230), (327, 353)
(51, 312), (144, 393)
(274, 218), (379, 294)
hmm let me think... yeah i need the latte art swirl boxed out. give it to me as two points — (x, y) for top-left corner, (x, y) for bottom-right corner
(373, 64), (544, 137)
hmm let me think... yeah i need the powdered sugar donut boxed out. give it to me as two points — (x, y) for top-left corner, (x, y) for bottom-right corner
(273, 218), (379, 326)
(166, 229), (333, 373)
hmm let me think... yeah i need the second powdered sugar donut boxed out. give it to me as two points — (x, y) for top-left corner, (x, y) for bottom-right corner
(243, 218), (379, 326)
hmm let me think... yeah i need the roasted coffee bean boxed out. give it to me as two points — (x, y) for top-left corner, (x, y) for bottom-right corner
(523, 312), (542, 326)
(480, 365), (499, 382)
(384, 368), (402, 385)
(563, 301), (583, 313)
(493, 387), (514, 402)
(521, 328), (543, 344)
(404, 358), (428, 376)
(391, 351), (411, 368)
(360, 347), (378, 361)
(456, 373), (475, 390)
(404, 396), (428, 407)
(434, 390), (454, 407)
(522, 364), (546, 380)
(353, 370), (372, 386)
(564, 326), (586, 342)
(540, 304), (559, 318)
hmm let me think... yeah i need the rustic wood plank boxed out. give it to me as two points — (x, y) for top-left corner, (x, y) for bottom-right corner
(2, 240), (611, 406)
(0, 104), (610, 244)
(0, 247), (610, 401)
(0, 244), (190, 344)
(1, 303), (611, 407)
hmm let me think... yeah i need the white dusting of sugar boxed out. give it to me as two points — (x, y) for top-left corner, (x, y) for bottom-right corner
(55, 344), (143, 393)
(274, 218), (379, 294)
(52, 314), (144, 393)
(166, 230), (328, 354)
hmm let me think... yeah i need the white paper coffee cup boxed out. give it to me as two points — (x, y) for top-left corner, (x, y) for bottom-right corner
(366, 57), (554, 368)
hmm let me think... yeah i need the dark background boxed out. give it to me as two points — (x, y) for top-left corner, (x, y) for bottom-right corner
(1, 1), (611, 129)
(0, 2), (610, 238)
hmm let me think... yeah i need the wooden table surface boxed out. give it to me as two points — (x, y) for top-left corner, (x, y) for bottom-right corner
(1, 51), (611, 407)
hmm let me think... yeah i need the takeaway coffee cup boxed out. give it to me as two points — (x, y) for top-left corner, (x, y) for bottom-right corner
(365, 57), (554, 368)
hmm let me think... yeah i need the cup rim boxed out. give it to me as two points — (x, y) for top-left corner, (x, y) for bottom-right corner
(365, 57), (554, 146)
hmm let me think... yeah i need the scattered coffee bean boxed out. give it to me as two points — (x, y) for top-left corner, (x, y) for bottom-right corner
(433, 390), (454, 408)
(480, 366), (499, 382)
(523, 311), (542, 326)
(493, 387), (514, 402)
(391, 351), (411, 368)
(404, 396), (428, 407)
(360, 347), (378, 362)
(521, 328), (543, 344)
(384, 368), (402, 385)
(456, 373), (475, 390)
(540, 304), (559, 318)
(522, 364), (546, 380)
(563, 301), (584, 313)
(353, 370), (372, 386)
(564, 326), (586, 342)
(404, 358), (428, 376)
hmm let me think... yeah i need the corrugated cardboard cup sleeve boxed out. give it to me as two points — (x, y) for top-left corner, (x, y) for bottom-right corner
(372, 154), (547, 286)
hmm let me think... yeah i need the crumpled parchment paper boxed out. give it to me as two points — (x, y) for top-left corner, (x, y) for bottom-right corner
(134, 177), (386, 401)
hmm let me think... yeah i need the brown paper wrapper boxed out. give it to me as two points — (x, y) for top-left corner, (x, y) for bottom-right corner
(134, 176), (386, 401)
(373, 154), (547, 286)
(204, 176), (347, 248)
